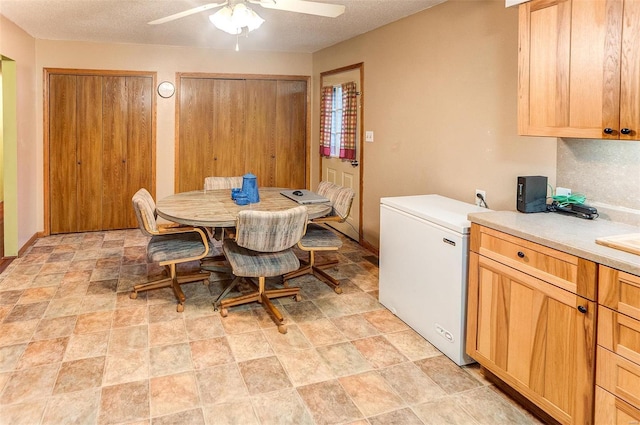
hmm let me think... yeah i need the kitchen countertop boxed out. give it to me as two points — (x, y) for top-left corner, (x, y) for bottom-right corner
(468, 210), (640, 276)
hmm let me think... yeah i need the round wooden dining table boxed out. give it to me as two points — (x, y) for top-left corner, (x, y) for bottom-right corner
(156, 187), (332, 228)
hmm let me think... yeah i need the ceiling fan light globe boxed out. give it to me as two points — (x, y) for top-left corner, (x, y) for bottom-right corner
(210, 7), (241, 35)
(210, 3), (264, 35)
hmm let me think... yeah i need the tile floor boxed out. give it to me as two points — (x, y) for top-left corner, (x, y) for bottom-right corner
(0, 229), (544, 425)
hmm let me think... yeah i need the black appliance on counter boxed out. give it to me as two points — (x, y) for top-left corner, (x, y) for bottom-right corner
(517, 175), (548, 213)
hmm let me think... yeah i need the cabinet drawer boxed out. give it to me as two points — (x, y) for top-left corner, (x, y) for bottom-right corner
(470, 224), (597, 299)
(598, 306), (640, 366)
(597, 346), (640, 410)
(595, 386), (640, 424)
(600, 266), (640, 321)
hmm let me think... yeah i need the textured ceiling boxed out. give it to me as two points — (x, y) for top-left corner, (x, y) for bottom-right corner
(0, 0), (446, 53)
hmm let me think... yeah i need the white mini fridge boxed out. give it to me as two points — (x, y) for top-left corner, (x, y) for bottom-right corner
(379, 194), (488, 366)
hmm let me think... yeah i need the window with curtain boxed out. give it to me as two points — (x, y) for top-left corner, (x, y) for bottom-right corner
(319, 81), (357, 160)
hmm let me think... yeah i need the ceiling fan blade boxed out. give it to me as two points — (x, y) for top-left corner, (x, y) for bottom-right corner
(148, 2), (228, 25)
(253, 0), (345, 18)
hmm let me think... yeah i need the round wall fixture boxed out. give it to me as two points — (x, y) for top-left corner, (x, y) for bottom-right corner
(157, 81), (175, 98)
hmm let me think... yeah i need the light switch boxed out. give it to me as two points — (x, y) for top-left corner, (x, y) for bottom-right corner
(365, 131), (374, 142)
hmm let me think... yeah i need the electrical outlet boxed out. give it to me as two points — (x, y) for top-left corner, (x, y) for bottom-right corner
(475, 189), (487, 207)
(556, 187), (572, 197)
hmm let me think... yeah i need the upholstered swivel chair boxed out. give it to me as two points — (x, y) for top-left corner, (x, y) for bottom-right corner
(284, 183), (355, 294)
(130, 188), (211, 312)
(217, 206), (308, 334)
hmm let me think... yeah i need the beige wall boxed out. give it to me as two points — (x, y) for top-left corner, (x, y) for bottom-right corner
(312, 0), (557, 248)
(0, 16), (37, 255)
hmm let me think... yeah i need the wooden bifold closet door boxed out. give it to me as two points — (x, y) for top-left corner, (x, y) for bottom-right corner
(48, 72), (154, 234)
(177, 75), (308, 192)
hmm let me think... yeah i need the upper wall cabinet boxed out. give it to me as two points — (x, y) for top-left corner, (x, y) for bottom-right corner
(518, 0), (640, 140)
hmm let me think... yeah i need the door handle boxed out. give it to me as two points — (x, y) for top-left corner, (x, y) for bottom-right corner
(350, 160), (359, 167)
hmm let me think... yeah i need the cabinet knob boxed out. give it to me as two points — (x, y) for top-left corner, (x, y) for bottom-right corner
(213, 157), (217, 161)
(603, 128), (614, 135)
(577, 305), (587, 314)
(620, 128), (632, 135)
(517, 251), (525, 258)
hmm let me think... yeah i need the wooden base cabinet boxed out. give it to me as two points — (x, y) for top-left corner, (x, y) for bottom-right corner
(466, 224), (597, 425)
(595, 266), (640, 421)
(595, 386), (640, 425)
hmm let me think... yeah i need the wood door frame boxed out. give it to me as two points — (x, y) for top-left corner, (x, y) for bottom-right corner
(43, 68), (157, 236)
(175, 72), (311, 192)
(318, 63), (364, 244)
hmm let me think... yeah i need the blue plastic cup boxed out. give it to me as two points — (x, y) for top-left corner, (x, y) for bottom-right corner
(235, 194), (249, 205)
(231, 188), (242, 200)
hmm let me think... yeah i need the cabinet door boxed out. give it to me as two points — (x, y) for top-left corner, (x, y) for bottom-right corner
(76, 76), (103, 232)
(213, 79), (247, 179)
(518, 0), (617, 138)
(619, 0), (640, 140)
(244, 79), (275, 186)
(102, 76), (129, 230)
(178, 77), (215, 192)
(125, 76), (153, 229)
(595, 386), (640, 424)
(275, 80), (307, 189)
(49, 74), (78, 234)
(467, 252), (596, 424)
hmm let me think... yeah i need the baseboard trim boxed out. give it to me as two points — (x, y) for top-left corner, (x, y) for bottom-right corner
(360, 239), (378, 256)
(18, 232), (42, 257)
(0, 257), (16, 274)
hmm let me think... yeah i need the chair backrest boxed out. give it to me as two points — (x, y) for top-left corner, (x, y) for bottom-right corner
(316, 181), (339, 201)
(333, 187), (355, 221)
(204, 176), (244, 191)
(132, 188), (159, 236)
(235, 206), (308, 253)
(316, 181), (355, 222)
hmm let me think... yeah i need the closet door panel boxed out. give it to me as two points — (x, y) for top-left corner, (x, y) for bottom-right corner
(244, 79), (276, 186)
(76, 75), (103, 232)
(125, 76), (153, 227)
(275, 80), (306, 188)
(179, 78), (215, 192)
(213, 79), (247, 179)
(102, 76), (129, 230)
(49, 74), (78, 234)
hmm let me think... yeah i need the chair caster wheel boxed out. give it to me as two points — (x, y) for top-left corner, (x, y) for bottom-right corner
(130, 292), (138, 300)
(277, 324), (288, 334)
(334, 287), (343, 294)
(294, 294), (302, 302)
(220, 308), (228, 317)
(176, 304), (184, 313)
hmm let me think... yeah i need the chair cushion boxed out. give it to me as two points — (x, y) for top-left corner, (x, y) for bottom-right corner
(298, 223), (343, 250)
(147, 232), (208, 263)
(223, 240), (300, 277)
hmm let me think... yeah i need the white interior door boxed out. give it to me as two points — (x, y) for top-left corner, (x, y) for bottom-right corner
(321, 67), (361, 241)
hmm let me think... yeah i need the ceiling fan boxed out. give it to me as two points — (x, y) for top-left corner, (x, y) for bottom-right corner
(148, 0), (346, 26)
